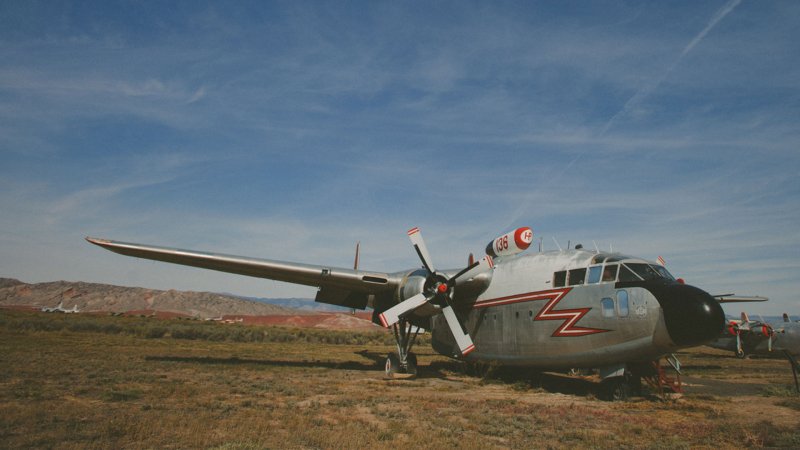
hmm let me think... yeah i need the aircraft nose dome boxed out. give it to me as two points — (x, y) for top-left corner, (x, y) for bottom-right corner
(654, 284), (725, 347)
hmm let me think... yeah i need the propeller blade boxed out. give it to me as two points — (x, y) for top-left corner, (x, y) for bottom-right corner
(441, 305), (475, 356)
(736, 331), (743, 355)
(378, 293), (428, 328)
(408, 227), (435, 274)
(447, 256), (494, 288)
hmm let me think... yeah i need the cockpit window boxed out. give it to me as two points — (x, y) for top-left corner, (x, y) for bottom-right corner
(618, 264), (640, 282)
(568, 268), (586, 286)
(553, 271), (566, 287)
(626, 263), (672, 281)
(602, 264), (618, 282)
(587, 266), (602, 284)
(651, 264), (675, 280)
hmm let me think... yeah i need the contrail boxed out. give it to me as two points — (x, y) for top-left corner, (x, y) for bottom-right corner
(505, 0), (743, 229)
(600, 0), (742, 136)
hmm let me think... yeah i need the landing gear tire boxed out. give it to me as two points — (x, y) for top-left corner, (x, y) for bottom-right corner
(406, 352), (418, 376)
(385, 353), (401, 378)
(628, 373), (643, 397)
(736, 349), (746, 359)
(601, 376), (630, 402)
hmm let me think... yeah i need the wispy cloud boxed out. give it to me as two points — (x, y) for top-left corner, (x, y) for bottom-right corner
(600, 0), (743, 135)
(0, 2), (798, 313)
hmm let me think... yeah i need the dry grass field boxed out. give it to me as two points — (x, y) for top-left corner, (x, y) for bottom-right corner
(1, 310), (798, 449)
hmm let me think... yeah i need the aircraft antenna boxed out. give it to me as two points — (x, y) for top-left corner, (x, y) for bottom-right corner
(592, 241), (599, 253)
(538, 237), (543, 252)
(552, 237), (563, 252)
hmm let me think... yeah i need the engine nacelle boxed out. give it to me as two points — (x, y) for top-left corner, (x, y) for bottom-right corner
(486, 227), (533, 258)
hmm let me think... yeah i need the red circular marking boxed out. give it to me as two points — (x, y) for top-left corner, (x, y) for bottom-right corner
(676, 278), (685, 285)
(514, 227), (533, 249)
(437, 284), (448, 294)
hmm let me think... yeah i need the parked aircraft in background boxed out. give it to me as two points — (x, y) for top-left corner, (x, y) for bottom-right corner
(41, 301), (79, 313)
(710, 312), (800, 358)
(87, 226), (759, 400)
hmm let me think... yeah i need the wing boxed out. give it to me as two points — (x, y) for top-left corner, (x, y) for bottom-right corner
(85, 237), (399, 310)
(714, 294), (769, 303)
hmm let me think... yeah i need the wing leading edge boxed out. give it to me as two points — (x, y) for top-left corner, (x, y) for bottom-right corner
(85, 237), (399, 310)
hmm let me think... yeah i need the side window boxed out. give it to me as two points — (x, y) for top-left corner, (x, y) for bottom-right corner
(602, 264), (618, 282)
(587, 266), (602, 284)
(601, 298), (615, 318)
(553, 271), (566, 287)
(617, 290), (629, 317)
(568, 268), (586, 286)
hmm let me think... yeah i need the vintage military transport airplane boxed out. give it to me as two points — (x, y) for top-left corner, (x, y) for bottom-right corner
(87, 226), (753, 399)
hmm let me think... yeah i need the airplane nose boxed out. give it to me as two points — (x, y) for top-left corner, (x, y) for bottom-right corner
(653, 284), (725, 347)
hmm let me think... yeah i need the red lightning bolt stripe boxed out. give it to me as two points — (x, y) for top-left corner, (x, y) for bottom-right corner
(472, 287), (609, 337)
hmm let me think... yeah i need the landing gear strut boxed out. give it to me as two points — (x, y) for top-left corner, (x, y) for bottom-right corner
(385, 319), (420, 378)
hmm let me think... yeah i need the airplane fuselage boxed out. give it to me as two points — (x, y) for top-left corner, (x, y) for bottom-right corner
(421, 249), (723, 369)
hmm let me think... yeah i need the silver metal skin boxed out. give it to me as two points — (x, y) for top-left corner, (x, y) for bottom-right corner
(86, 235), (729, 378)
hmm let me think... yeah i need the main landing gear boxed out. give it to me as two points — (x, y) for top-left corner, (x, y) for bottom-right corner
(599, 356), (682, 401)
(385, 319), (421, 378)
(600, 372), (642, 401)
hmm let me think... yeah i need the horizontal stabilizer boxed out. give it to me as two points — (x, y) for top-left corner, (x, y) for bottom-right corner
(714, 295), (768, 303)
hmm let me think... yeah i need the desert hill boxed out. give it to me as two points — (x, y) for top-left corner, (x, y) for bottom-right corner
(0, 277), (306, 319)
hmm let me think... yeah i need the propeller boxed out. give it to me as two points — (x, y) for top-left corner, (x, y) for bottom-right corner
(731, 313), (776, 355)
(728, 321), (744, 357)
(757, 323), (775, 352)
(378, 227), (494, 356)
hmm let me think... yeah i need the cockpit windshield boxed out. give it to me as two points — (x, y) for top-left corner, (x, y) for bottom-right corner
(624, 263), (675, 281)
(651, 264), (675, 280)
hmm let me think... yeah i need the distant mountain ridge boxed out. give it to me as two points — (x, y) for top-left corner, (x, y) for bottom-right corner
(0, 277), (309, 319)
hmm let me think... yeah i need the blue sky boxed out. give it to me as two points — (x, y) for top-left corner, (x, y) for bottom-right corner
(1, 0), (798, 315)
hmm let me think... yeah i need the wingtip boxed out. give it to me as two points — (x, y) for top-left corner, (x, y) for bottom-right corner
(85, 237), (111, 246)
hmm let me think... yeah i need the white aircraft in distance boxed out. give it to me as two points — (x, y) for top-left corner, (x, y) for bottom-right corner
(41, 301), (79, 313)
(87, 226), (764, 400)
(710, 312), (800, 358)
